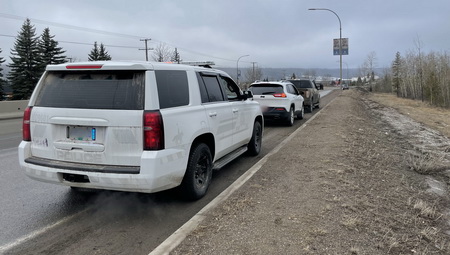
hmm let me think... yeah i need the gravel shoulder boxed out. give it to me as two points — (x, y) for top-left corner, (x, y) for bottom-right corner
(172, 88), (450, 254)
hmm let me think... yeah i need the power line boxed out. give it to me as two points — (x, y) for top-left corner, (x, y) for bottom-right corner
(0, 13), (245, 64)
(0, 34), (141, 49)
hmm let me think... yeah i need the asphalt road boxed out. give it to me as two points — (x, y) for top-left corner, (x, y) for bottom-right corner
(0, 88), (340, 255)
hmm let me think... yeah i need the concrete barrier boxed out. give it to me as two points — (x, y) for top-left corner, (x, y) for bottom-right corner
(0, 100), (29, 120)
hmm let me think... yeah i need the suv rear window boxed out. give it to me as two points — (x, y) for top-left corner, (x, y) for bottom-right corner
(35, 70), (145, 110)
(249, 84), (284, 95)
(289, 80), (312, 88)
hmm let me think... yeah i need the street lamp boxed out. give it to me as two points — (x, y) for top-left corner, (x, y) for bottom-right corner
(309, 8), (342, 85)
(236, 55), (250, 86)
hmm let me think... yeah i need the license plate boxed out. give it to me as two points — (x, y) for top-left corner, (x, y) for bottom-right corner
(67, 126), (97, 141)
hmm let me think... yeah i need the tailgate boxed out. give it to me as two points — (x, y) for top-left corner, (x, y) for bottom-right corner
(30, 108), (143, 166)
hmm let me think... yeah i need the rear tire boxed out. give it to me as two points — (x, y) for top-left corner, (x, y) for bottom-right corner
(286, 107), (294, 126)
(247, 121), (262, 156)
(308, 101), (314, 113)
(179, 143), (213, 200)
(297, 105), (304, 120)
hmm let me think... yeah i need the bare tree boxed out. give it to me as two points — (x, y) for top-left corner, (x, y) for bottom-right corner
(152, 43), (172, 62)
(244, 65), (263, 85)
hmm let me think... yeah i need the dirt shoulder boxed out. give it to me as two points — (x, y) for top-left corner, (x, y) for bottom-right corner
(172, 88), (450, 254)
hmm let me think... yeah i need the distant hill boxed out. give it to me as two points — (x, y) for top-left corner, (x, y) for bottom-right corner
(216, 67), (379, 83)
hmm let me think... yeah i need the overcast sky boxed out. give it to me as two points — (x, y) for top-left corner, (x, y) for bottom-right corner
(1, 0), (449, 70)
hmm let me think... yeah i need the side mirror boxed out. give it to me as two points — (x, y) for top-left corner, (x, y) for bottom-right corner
(243, 90), (253, 100)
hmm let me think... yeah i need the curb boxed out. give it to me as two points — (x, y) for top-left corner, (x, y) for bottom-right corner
(149, 95), (338, 255)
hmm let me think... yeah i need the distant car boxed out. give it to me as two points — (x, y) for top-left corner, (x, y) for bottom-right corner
(249, 81), (304, 126)
(288, 79), (320, 113)
(342, 84), (349, 90)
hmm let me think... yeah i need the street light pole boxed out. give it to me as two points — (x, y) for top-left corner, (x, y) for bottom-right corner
(236, 55), (250, 86)
(308, 8), (342, 85)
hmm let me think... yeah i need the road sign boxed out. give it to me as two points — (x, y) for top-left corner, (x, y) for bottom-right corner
(333, 38), (349, 55)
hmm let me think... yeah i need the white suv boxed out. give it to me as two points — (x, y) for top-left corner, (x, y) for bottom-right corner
(18, 61), (263, 200)
(249, 81), (304, 126)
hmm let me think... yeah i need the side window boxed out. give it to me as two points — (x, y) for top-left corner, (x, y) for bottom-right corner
(197, 72), (210, 103)
(219, 76), (240, 101)
(155, 70), (189, 109)
(201, 75), (225, 102)
(288, 84), (299, 95)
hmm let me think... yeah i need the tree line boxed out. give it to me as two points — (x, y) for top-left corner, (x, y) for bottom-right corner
(0, 19), (185, 100)
(372, 49), (450, 109)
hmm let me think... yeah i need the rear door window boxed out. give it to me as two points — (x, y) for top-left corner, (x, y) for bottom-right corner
(197, 73), (225, 103)
(35, 70), (145, 110)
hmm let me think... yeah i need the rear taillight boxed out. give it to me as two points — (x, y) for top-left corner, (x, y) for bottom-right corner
(143, 110), (164, 150)
(23, 106), (33, 141)
(305, 91), (311, 98)
(273, 93), (287, 98)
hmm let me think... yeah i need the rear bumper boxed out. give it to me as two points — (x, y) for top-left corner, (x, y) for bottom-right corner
(262, 107), (289, 120)
(18, 141), (188, 193)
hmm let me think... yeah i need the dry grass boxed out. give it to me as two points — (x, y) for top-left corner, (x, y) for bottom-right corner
(369, 93), (450, 139)
(408, 153), (446, 175)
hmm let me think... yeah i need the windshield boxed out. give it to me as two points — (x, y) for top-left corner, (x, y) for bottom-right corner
(249, 84), (284, 95)
(35, 70), (145, 110)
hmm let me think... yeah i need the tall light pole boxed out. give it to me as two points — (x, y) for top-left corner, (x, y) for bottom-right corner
(309, 8), (342, 85)
(236, 55), (250, 86)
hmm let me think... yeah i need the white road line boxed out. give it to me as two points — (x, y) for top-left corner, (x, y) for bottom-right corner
(149, 94), (338, 255)
(0, 208), (89, 253)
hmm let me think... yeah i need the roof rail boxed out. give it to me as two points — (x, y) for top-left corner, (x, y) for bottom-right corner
(180, 61), (215, 68)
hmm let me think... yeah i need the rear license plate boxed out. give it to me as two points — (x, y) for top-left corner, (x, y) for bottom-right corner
(67, 126), (96, 141)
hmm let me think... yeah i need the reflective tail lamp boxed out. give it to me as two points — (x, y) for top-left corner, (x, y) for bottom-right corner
(273, 93), (287, 98)
(23, 106), (33, 141)
(143, 110), (164, 150)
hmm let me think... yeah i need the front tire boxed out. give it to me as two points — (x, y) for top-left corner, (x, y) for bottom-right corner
(179, 143), (213, 200)
(247, 121), (262, 156)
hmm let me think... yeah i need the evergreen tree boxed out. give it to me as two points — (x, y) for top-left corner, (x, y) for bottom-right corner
(38, 27), (66, 71)
(7, 19), (41, 100)
(88, 42), (111, 61)
(88, 42), (100, 61)
(0, 48), (5, 100)
(98, 43), (111, 60)
(171, 48), (181, 63)
(392, 51), (402, 97)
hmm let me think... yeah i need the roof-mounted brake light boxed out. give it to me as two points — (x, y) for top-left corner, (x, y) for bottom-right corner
(66, 65), (103, 69)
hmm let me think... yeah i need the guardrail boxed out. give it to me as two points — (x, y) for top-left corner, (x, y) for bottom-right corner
(0, 100), (29, 120)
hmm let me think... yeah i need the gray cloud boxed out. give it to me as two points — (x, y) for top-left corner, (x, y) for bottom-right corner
(1, 0), (449, 70)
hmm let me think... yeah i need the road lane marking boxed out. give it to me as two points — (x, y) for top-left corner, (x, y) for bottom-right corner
(0, 208), (90, 253)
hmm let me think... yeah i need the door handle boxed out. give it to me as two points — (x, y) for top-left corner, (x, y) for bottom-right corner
(209, 112), (217, 117)
(232, 108), (239, 113)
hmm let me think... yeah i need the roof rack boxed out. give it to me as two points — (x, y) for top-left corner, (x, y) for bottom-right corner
(180, 61), (215, 68)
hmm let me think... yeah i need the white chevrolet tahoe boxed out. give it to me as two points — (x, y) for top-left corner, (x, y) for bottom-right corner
(18, 61), (263, 200)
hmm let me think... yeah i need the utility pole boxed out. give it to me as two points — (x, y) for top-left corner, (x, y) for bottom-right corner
(251, 62), (257, 82)
(139, 38), (153, 61)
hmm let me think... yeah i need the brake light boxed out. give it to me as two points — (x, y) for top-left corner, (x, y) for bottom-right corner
(23, 106), (33, 141)
(304, 91), (311, 98)
(66, 65), (103, 69)
(273, 93), (287, 98)
(143, 110), (164, 150)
